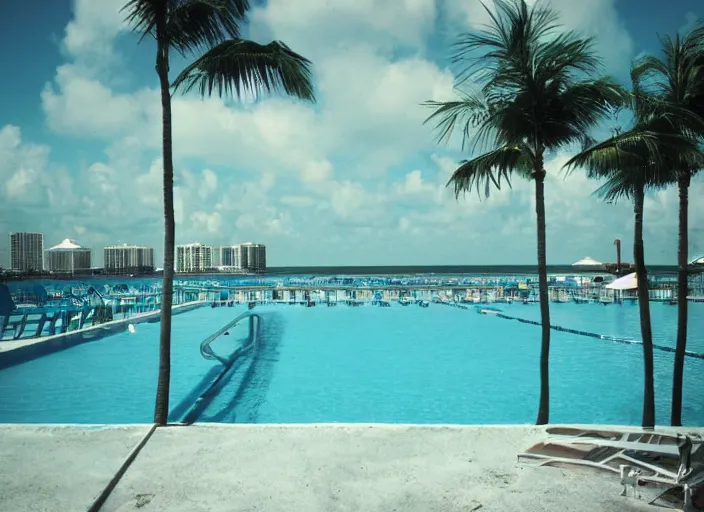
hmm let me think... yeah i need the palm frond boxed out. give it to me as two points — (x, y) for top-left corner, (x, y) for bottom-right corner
(631, 55), (669, 85)
(447, 144), (534, 199)
(122, 0), (251, 54)
(636, 95), (704, 138)
(631, 22), (704, 139)
(591, 173), (639, 203)
(451, 0), (560, 85)
(579, 133), (597, 153)
(541, 78), (628, 148)
(569, 40), (704, 201)
(172, 39), (315, 101)
(565, 126), (703, 206)
(167, 0), (249, 56)
(422, 93), (492, 150)
(592, 164), (673, 203)
(534, 32), (601, 83)
(426, 0), (618, 158)
(564, 130), (649, 177)
(570, 22), (704, 208)
(565, 128), (695, 175)
(121, 0), (159, 42)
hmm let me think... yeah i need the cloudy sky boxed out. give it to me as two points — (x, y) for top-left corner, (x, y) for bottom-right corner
(0, 0), (702, 267)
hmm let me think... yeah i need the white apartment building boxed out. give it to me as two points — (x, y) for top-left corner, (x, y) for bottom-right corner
(176, 243), (212, 273)
(9, 232), (44, 271)
(104, 244), (155, 272)
(45, 239), (92, 273)
(210, 245), (240, 268)
(209, 243), (266, 273)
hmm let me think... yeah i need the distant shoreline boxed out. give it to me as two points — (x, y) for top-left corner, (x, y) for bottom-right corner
(2, 264), (701, 282)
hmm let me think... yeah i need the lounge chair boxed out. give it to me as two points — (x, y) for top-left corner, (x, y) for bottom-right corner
(546, 426), (703, 445)
(519, 427), (704, 510)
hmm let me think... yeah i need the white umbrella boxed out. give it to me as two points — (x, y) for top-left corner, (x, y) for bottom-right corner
(605, 272), (638, 290)
(572, 256), (603, 266)
(690, 256), (704, 265)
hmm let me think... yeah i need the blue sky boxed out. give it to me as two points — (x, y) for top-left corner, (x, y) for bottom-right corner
(0, 0), (702, 267)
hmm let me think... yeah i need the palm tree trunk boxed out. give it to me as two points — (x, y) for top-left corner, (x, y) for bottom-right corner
(634, 183), (655, 428)
(671, 172), (690, 426)
(534, 169), (551, 425)
(153, 25), (175, 427)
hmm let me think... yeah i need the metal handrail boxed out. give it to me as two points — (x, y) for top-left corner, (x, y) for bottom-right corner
(199, 312), (260, 365)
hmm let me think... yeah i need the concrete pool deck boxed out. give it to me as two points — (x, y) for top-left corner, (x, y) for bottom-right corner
(3, 424), (697, 512)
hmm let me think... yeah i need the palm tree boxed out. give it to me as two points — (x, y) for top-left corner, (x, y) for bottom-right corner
(631, 24), (704, 426)
(565, 84), (704, 428)
(423, 0), (625, 424)
(121, 0), (315, 425)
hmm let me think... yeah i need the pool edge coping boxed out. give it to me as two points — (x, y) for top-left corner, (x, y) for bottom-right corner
(2, 422), (702, 431)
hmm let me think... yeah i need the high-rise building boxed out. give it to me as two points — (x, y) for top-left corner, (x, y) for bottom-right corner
(210, 246), (231, 267)
(9, 232), (44, 271)
(210, 245), (243, 269)
(45, 239), (92, 273)
(238, 242), (266, 273)
(175, 243), (212, 273)
(104, 244), (155, 273)
(203, 243), (266, 273)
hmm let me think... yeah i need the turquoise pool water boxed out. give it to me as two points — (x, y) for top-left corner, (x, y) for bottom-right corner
(1, 302), (703, 425)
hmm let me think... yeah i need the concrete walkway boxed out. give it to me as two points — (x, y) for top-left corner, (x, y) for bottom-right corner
(0, 425), (151, 511)
(0, 424), (672, 512)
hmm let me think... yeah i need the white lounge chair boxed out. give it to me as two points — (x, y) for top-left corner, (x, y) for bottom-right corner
(519, 428), (704, 510)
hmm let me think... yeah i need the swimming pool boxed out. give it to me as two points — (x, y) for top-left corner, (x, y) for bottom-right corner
(1, 301), (703, 425)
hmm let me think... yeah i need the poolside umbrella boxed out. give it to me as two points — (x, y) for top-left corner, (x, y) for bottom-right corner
(691, 256), (704, 265)
(572, 256), (603, 266)
(605, 272), (638, 290)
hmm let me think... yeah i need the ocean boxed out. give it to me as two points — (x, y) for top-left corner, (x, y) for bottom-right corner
(263, 265), (680, 276)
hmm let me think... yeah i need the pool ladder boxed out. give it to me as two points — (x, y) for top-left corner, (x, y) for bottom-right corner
(182, 312), (262, 424)
(199, 312), (261, 365)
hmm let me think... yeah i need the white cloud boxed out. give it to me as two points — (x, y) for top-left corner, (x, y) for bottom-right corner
(0, 126), (69, 265)
(249, 0), (436, 60)
(394, 170), (436, 197)
(4, 0), (699, 267)
(0, 125), (49, 180)
(136, 160), (163, 207)
(301, 160), (333, 183)
(329, 181), (369, 219)
(280, 195), (317, 208)
(61, 0), (129, 76)
(199, 169), (219, 199)
(41, 51), (455, 180)
(0, 126), (53, 210)
(6, 168), (40, 202)
(191, 211), (222, 234)
(41, 65), (149, 138)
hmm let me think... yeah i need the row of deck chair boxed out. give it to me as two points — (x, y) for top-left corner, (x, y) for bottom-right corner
(0, 309), (88, 340)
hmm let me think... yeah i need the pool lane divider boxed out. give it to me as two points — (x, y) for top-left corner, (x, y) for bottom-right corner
(181, 313), (262, 425)
(86, 423), (157, 512)
(476, 307), (704, 360)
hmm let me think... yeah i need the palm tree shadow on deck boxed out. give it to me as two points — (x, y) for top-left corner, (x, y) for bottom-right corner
(197, 312), (284, 423)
